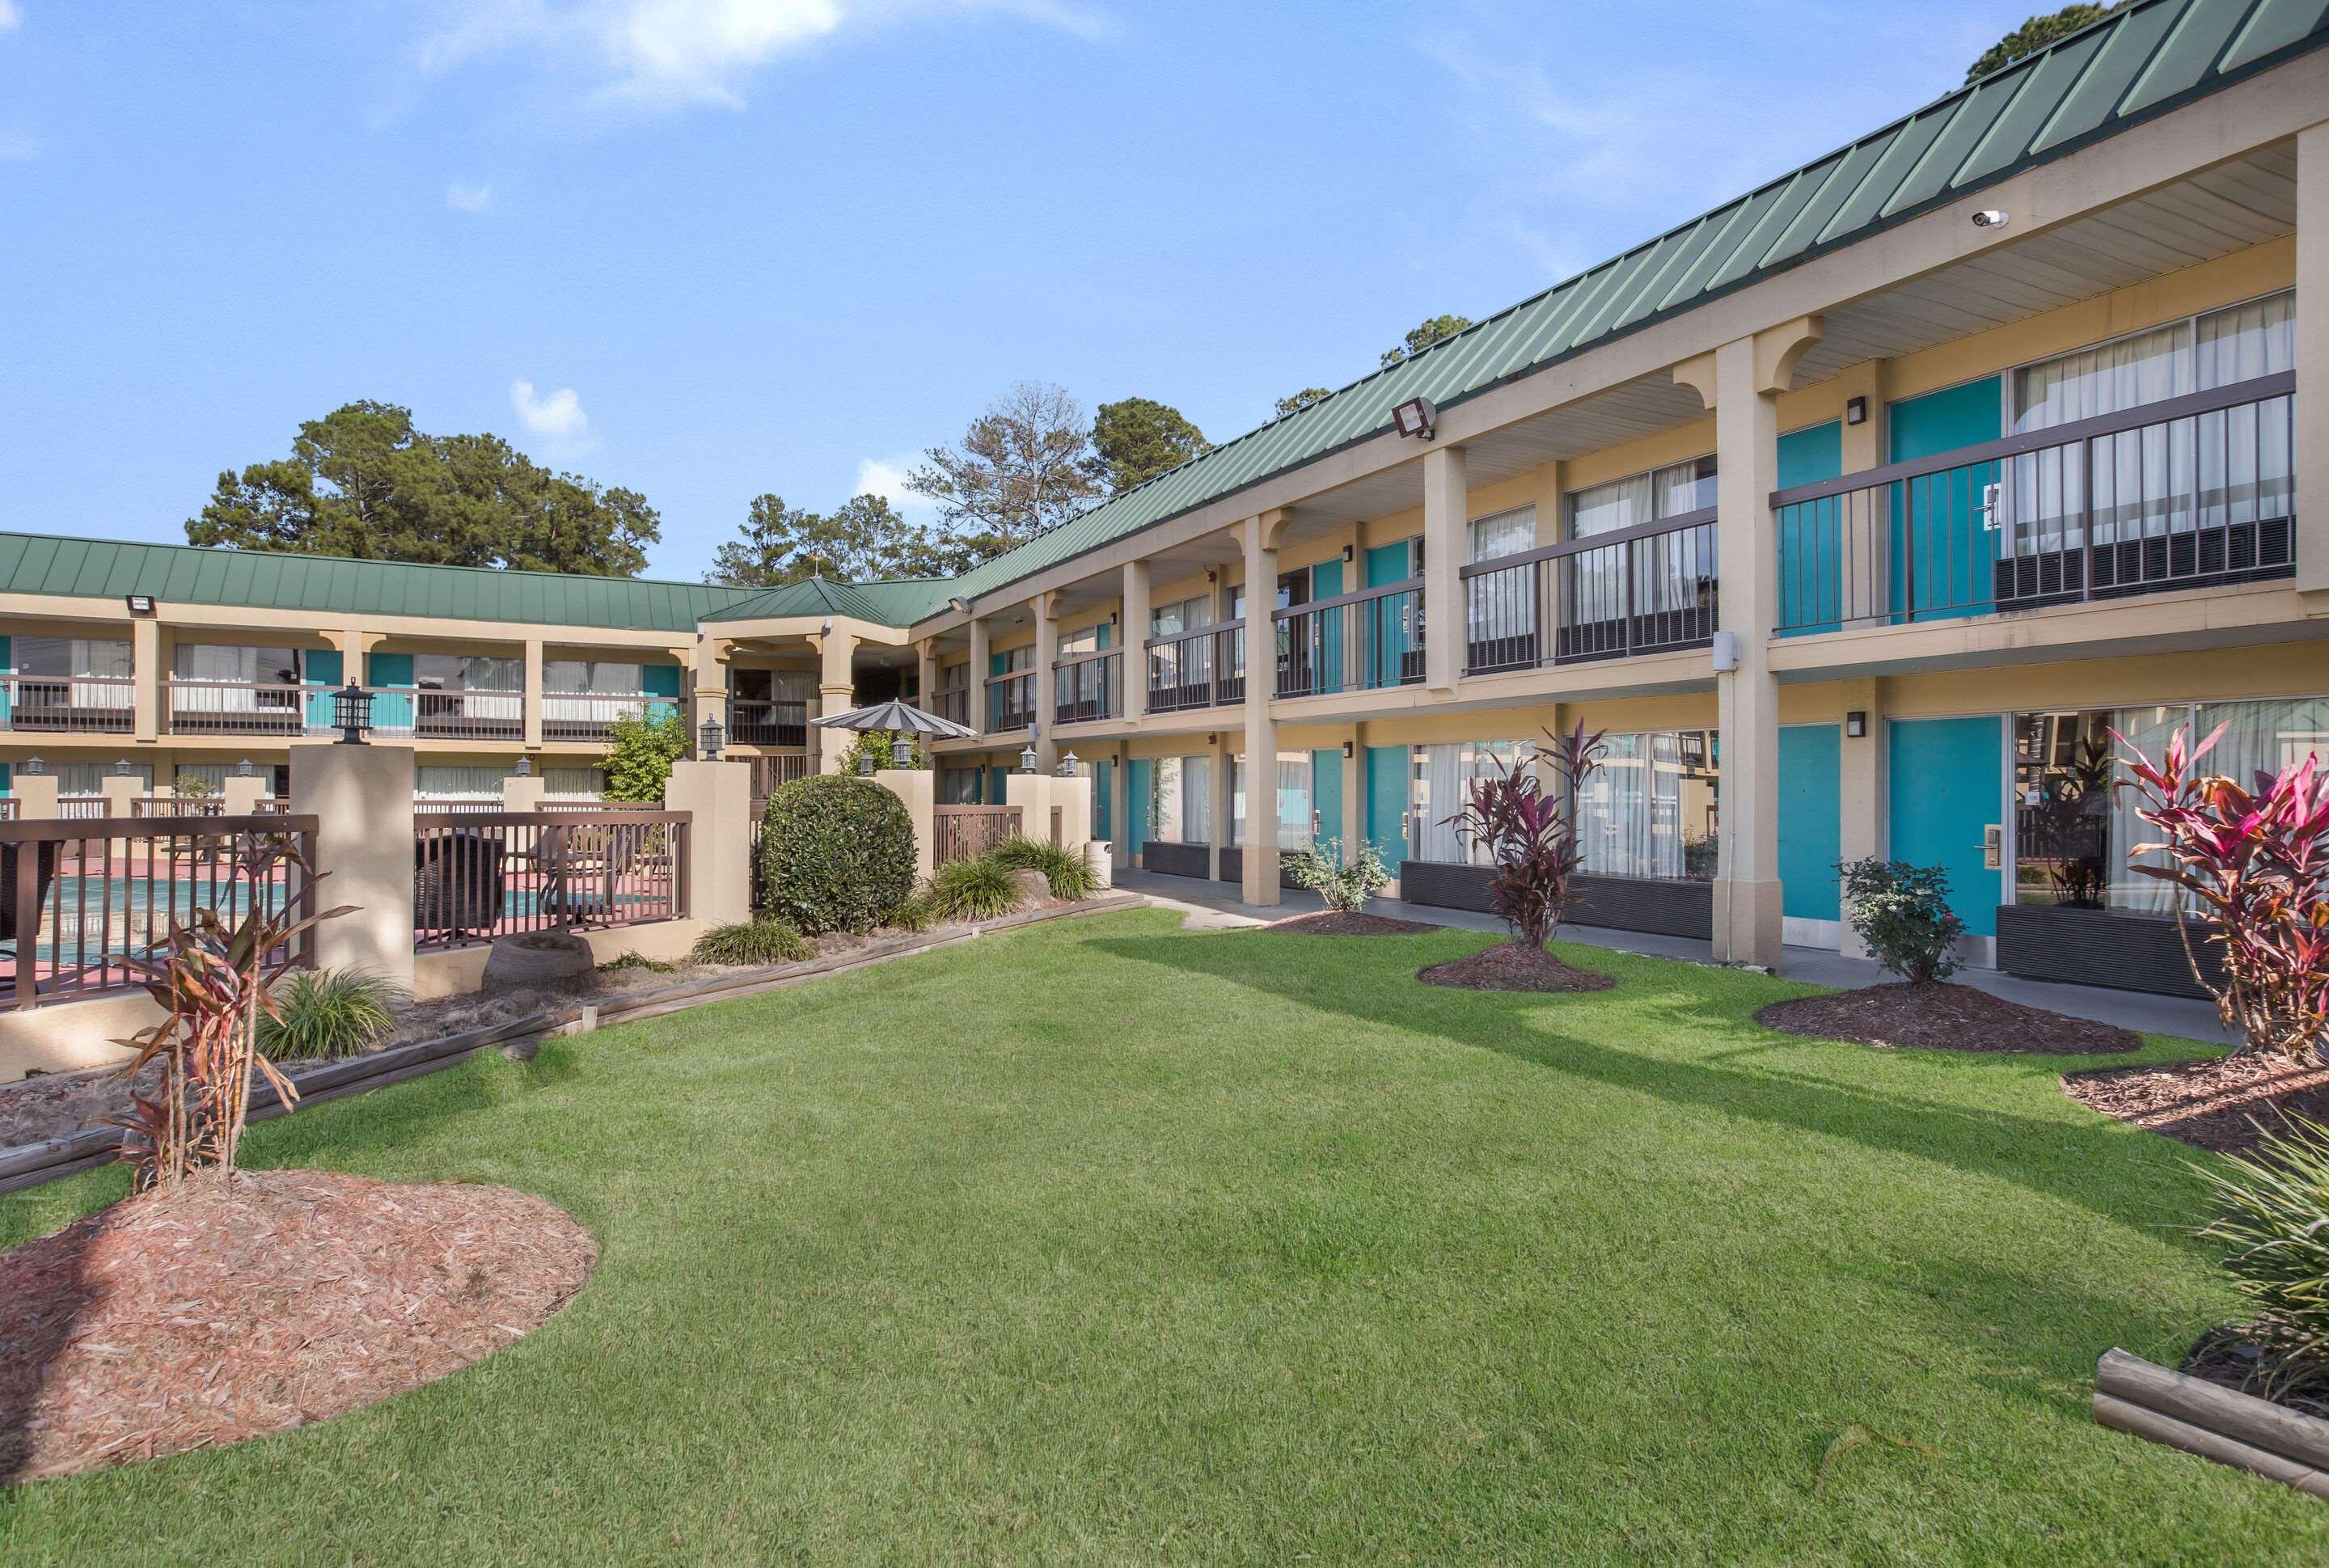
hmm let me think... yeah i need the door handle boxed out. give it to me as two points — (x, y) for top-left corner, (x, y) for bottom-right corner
(1973, 824), (2002, 870)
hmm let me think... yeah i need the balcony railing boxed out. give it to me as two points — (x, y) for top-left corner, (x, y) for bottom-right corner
(727, 698), (807, 748)
(1274, 579), (1425, 697)
(931, 687), (970, 730)
(540, 691), (679, 743)
(166, 679), (316, 735)
(987, 670), (1036, 733)
(0, 674), (136, 733)
(1772, 371), (2295, 635)
(1053, 650), (1121, 725)
(1144, 621), (1245, 714)
(357, 689), (525, 742)
(1456, 512), (1718, 675)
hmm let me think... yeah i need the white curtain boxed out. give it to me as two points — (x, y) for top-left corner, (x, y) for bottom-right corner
(1229, 753), (1315, 849)
(1578, 732), (1689, 880)
(55, 762), (152, 794)
(1469, 505), (1536, 563)
(2106, 704), (2190, 915)
(1152, 757), (1211, 844)
(1412, 740), (1524, 864)
(545, 767), (605, 800)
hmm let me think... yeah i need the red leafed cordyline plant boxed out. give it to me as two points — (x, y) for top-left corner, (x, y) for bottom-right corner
(106, 832), (353, 1190)
(2115, 723), (2329, 1062)
(1443, 721), (1608, 949)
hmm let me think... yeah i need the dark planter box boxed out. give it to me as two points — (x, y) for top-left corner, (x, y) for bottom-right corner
(1995, 902), (2222, 1000)
(1398, 862), (1714, 940)
(1216, 847), (1304, 890)
(1141, 841), (1211, 880)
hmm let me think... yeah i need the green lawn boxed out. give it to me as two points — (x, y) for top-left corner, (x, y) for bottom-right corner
(2, 909), (2318, 1566)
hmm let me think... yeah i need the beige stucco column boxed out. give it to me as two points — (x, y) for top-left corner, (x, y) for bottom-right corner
(2297, 119), (2329, 604)
(1108, 741), (1131, 871)
(694, 636), (731, 747)
(666, 759), (754, 926)
(814, 628), (856, 774)
(1120, 560), (1151, 720)
(1241, 513), (1284, 905)
(221, 772), (268, 817)
(874, 766), (936, 885)
(13, 771), (57, 822)
(130, 618), (161, 742)
(966, 615), (991, 734)
(1338, 725), (1362, 868)
(1207, 729), (1232, 884)
(1835, 358), (1889, 475)
(1678, 315), (1822, 971)
(99, 768), (144, 817)
(522, 638), (544, 748)
(1420, 444), (1465, 693)
(915, 639), (938, 708)
(290, 742), (416, 991)
(501, 771), (547, 813)
(1031, 592), (1059, 771)
(1836, 676), (1888, 960)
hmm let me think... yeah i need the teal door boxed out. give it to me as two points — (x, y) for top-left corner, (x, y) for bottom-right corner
(365, 651), (415, 733)
(1363, 744), (1408, 866)
(1776, 421), (1843, 635)
(1364, 540), (1415, 689)
(1309, 557), (1344, 695)
(1128, 758), (1153, 853)
(303, 648), (341, 729)
(1889, 378), (2001, 623)
(1777, 725), (1841, 926)
(1090, 759), (1113, 843)
(986, 765), (1010, 805)
(1311, 746), (1343, 850)
(1889, 716), (2004, 939)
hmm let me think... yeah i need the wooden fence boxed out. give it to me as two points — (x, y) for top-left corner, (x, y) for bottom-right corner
(412, 808), (689, 950)
(934, 805), (1021, 864)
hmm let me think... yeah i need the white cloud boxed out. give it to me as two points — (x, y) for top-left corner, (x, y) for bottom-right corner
(853, 454), (936, 522)
(421, 0), (1108, 111)
(511, 378), (589, 438)
(446, 179), (493, 212)
(0, 3), (21, 34)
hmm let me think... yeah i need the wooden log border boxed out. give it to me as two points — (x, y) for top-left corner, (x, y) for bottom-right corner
(2094, 1346), (2329, 1498)
(0, 891), (1146, 1197)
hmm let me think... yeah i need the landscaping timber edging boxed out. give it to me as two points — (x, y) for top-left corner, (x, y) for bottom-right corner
(2094, 1346), (2329, 1498)
(0, 891), (1147, 1197)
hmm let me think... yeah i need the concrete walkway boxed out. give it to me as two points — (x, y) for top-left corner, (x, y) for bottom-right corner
(1110, 868), (2234, 1046)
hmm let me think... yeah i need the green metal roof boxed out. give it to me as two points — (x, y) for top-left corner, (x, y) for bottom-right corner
(928, 0), (2329, 618)
(700, 574), (954, 627)
(0, 532), (763, 634)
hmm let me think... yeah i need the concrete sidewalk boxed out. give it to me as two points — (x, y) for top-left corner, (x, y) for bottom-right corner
(1111, 868), (2234, 1046)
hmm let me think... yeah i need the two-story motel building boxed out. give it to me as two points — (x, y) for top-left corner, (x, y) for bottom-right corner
(2, 0), (2324, 994)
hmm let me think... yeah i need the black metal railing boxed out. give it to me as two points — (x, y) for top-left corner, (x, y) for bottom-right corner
(1455, 509), (1718, 674)
(1274, 579), (1427, 697)
(986, 670), (1035, 732)
(1772, 372), (2295, 634)
(728, 698), (807, 748)
(1144, 622), (1245, 713)
(1053, 649), (1121, 725)
(412, 808), (688, 950)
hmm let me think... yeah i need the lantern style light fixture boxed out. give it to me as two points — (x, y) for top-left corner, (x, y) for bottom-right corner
(514, 754), (533, 777)
(698, 716), (725, 759)
(1019, 742), (1039, 774)
(23, 756), (44, 776)
(114, 757), (133, 776)
(1391, 395), (1438, 440)
(856, 750), (876, 776)
(236, 758), (254, 777)
(333, 681), (372, 744)
(1057, 751), (1080, 779)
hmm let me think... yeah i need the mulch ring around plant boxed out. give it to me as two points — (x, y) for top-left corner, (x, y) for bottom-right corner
(1267, 911), (1446, 936)
(1418, 940), (1615, 994)
(2061, 1048), (2329, 1156)
(1756, 981), (2139, 1056)
(0, 1168), (595, 1484)
(2179, 1325), (2329, 1421)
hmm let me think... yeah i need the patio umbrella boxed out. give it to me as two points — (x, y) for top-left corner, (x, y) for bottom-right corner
(809, 699), (979, 740)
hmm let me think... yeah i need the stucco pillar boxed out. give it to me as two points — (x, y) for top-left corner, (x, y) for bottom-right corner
(1120, 560), (1151, 721)
(875, 767), (936, 885)
(1420, 444), (1466, 693)
(1241, 514), (1282, 905)
(1031, 594), (1059, 771)
(2297, 120), (2329, 603)
(1836, 359), (1889, 475)
(666, 759), (754, 927)
(522, 638), (544, 748)
(967, 616), (991, 734)
(290, 742), (416, 991)
(915, 639), (938, 709)
(13, 772), (58, 822)
(501, 772), (547, 813)
(814, 629), (856, 774)
(131, 618), (161, 742)
(694, 636), (731, 746)
(221, 773), (267, 817)
(1207, 729), (1232, 885)
(1109, 742), (1131, 872)
(1837, 676), (1888, 960)
(99, 770), (143, 818)
(1683, 317), (1820, 972)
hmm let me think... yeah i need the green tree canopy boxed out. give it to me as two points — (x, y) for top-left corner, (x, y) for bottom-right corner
(598, 708), (690, 804)
(1273, 387), (1332, 421)
(706, 492), (953, 588)
(1380, 315), (1475, 370)
(907, 380), (1101, 568)
(1966, 4), (2124, 82)
(1088, 396), (1211, 495)
(186, 400), (660, 576)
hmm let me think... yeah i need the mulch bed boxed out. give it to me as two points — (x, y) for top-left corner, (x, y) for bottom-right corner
(0, 1169), (594, 1483)
(1418, 940), (1615, 994)
(2061, 1049), (2329, 1156)
(1756, 982), (2139, 1056)
(2180, 1326), (2329, 1422)
(1267, 911), (1446, 936)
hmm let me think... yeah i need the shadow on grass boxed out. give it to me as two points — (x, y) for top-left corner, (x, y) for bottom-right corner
(1087, 927), (2214, 1245)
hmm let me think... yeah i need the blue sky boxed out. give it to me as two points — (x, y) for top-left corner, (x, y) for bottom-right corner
(0, 1), (2043, 582)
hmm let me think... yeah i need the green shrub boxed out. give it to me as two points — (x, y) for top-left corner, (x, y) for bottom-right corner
(988, 835), (1097, 900)
(2196, 1114), (2329, 1397)
(758, 774), (917, 934)
(837, 729), (925, 773)
(928, 855), (1026, 922)
(1837, 858), (1966, 983)
(257, 969), (406, 1061)
(1283, 837), (1391, 915)
(600, 708), (690, 804)
(600, 950), (678, 974)
(691, 918), (814, 966)
(889, 884), (939, 933)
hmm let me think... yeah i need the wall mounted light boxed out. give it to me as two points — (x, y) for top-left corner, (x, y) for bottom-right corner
(1342, 739), (1355, 759)
(1845, 711), (1867, 739)
(948, 596), (970, 615)
(124, 594), (155, 616)
(1342, 543), (1355, 564)
(699, 716), (725, 759)
(1391, 396), (1438, 440)
(1206, 568), (1217, 585)
(1845, 396), (1867, 426)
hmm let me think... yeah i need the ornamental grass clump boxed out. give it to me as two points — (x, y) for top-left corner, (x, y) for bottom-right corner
(987, 835), (1097, 900)
(1837, 858), (1966, 984)
(255, 969), (405, 1061)
(928, 855), (1026, 922)
(758, 774), (917, 935)
(1283, 838), (1391, 915)
(2116, 723), (2328, 1061)
(691, 918), (814, 967)
(2193, 1114), (2329, 1405)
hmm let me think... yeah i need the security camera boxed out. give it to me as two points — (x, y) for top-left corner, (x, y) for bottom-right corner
(1971, 209), (2010, 229)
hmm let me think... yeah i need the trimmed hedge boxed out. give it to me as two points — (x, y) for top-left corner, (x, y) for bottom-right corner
(758, 775), (916, 935)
